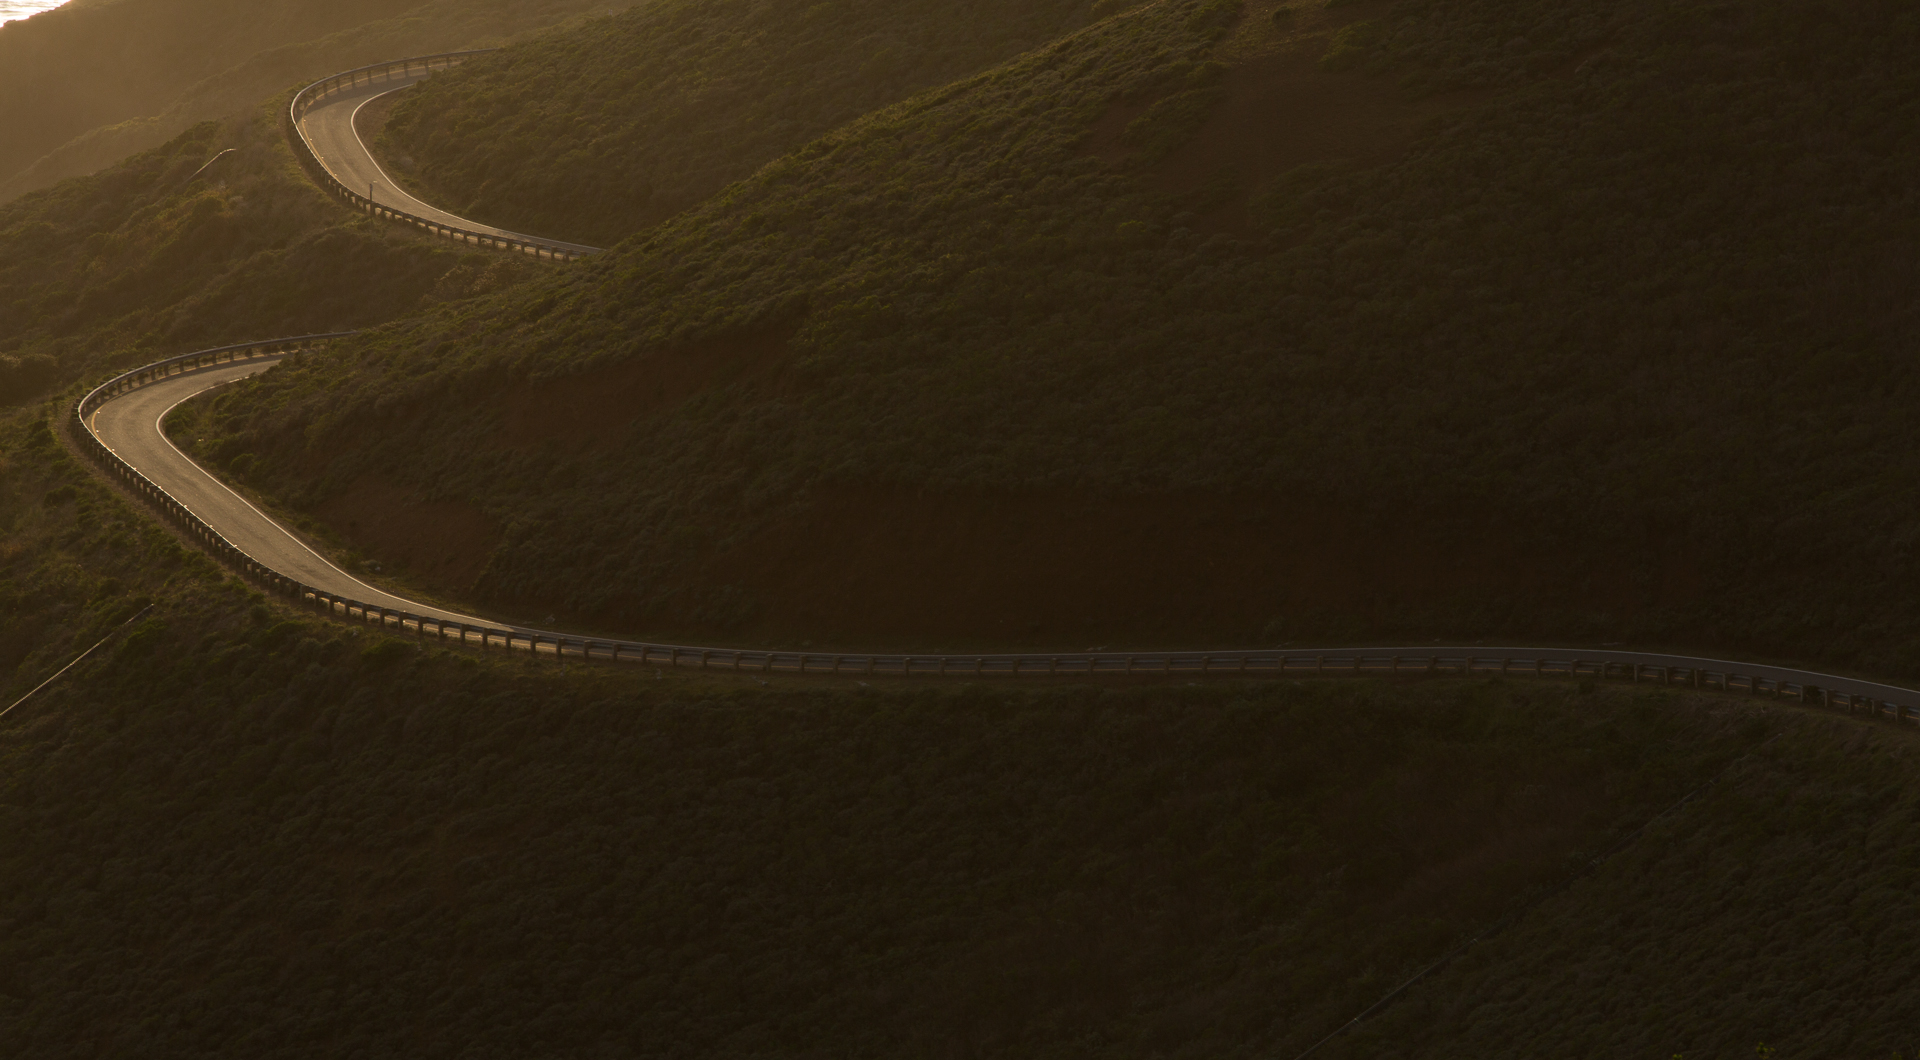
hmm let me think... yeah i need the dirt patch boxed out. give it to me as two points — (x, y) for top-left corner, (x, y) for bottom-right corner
(502, 319), (797, 450)
(680, 489), (1705, 650)
(314, 473), (499, 592)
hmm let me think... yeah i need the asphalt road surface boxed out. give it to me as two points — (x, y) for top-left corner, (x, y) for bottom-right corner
(297, 70), (601, 257)
(86, 357), (506, 632)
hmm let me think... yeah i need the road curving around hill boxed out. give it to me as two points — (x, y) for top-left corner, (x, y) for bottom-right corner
(292, 57), (602, 259)
(59, 56), (1920, 717)
(71, 346), (1920, 717)
(84, 355), (502, 634)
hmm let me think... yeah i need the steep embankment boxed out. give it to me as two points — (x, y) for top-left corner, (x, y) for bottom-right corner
(200, 0), (1920, 671)
(6, 395), (1919, 1054)
(0, 101), (536, 408)
(371, 0), (1115, 246)
(0, 0), (630, 201)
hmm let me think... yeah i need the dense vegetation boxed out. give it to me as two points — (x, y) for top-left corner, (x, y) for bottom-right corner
(9, 403), (1920, 1055)
(1358, 714), (1920, 1060)
(375, 0), (1113, 246)
(198, 0), (1920, 675)
(13, 1), (1920, 1051)
(0, 0), (627, 201)
(0, 104), (533, 408)
(10, 395), (1890, 1054)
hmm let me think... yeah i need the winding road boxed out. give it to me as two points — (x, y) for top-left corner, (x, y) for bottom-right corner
(85, 355), (498, 633)
(66, 58), (1920, 716)
(295, 63), (600, 258)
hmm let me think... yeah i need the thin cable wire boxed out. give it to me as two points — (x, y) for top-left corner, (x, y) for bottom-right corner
(0, 605), (153, 722)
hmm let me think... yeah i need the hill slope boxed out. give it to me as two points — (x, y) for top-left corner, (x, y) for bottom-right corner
(0, 101), (532, 409)
(199, 0), (1920, 675)
(0, 0), (630, 202)
(7, 395), (1918, 1054)
(372, 0), (1114, 246)
(2, 394), (1879, 1055)
(1370, 711), (1920, 1060)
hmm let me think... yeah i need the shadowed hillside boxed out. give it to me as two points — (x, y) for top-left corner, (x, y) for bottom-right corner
(0, 102), (537, 409)
(5, 403), (1918, 1057)
(15, 399), (1912, 1057)
(0, 0), (631, 202)
(12, 1), (1920, 1051)
(372, 0), (1115, 246)
(1361, 711), (1920, 1060)
(196, 0), (1920, 678)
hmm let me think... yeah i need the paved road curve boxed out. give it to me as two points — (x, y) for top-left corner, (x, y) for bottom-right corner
(296, 68), (601, 258)
(85, 357), (504, 631)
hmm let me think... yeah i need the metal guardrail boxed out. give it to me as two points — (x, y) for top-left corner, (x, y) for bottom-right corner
(287, 52), (602, 262)
(66, 345), (1920, 721)
(74, 336), (355, 599)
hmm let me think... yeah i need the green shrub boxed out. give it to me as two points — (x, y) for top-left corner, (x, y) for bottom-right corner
(360, 636), (413, 668)
(1123, 86), (1227, 161)
(1320, 19), (1384, 70)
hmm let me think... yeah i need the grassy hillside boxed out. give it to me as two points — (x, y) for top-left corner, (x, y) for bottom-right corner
(8, 403), (1920, 1055)
(0, 396), (1827, 1054)
(0, 100), (536, 409)
(1370, 712), (1920, 1060)
(192, 0), (1920, 674)
(372, 0), (1113, 246)
(0, 0), (631, 202)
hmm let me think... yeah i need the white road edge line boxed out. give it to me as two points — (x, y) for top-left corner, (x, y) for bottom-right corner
(150, 363), (496, 629)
